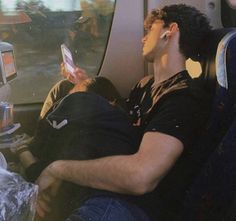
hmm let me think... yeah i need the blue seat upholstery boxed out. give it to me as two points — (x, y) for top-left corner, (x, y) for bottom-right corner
(188, 28), (236, 162)
(183, 28), (236, 220)
(184, 120), (236, 221)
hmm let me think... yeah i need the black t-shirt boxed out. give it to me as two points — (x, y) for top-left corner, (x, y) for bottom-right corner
(127, 70), (206, 148)
(127, 70), (209, 220)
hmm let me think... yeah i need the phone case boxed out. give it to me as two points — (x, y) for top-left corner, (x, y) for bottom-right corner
(61, 44), (76, 77)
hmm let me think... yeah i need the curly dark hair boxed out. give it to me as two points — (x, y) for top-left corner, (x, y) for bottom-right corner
(144, 4), (212, 60)
(83, 77), (122, 103)
(78, 76), (126, 109)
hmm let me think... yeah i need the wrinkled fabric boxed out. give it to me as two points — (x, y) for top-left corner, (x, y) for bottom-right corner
(29, 92), (138, 169)
(0, 168), (38, 221)
(26, 92), (139, 219)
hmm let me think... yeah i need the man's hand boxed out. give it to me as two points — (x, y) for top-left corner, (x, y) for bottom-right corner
(36, 191), (52, 218)
(35, 164), (62, 218)
(61, 62), (88, 84)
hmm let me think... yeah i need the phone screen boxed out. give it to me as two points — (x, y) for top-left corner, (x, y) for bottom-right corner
(61, 44), (75, 77)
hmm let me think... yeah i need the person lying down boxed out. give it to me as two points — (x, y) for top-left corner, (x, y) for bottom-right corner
(12, 76), (140, 220)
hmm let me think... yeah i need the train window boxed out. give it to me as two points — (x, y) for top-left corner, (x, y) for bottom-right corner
(221, 0), (236, 27)
(0, 0), (115, 104)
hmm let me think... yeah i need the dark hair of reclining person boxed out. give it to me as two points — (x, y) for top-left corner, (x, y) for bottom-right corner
(69, 76), (126, 110)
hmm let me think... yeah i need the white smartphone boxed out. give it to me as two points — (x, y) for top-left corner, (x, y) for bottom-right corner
(61, 44), (76, 77)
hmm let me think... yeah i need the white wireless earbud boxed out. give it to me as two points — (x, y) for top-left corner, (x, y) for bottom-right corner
(160, 31), (171, 39)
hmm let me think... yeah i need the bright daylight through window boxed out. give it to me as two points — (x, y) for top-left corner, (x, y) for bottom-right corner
(0, 0), (115, 104)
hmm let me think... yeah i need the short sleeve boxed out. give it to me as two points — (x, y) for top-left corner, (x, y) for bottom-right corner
(145, 93), (204, 148)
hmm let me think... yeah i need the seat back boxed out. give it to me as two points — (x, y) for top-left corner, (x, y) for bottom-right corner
(184, 119), (236, 221)
(183, 28), (236, 220)
(192, 28), (236, 163)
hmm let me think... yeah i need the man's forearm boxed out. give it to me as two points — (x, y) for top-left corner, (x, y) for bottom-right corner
(40, 132), (182, 195)
(47, 154), (148, 195)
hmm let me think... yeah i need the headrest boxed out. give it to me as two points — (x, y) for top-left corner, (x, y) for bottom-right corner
(215, 29), (236, 91)
(198, 28), (236, 95)
(197, 28), (236, 150)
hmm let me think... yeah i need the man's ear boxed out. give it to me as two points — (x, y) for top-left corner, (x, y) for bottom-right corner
(169, 22), (179, 35)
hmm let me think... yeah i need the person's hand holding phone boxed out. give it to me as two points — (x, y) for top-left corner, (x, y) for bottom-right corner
(61, 44), (89, 84)
(61, 63), (89, 84)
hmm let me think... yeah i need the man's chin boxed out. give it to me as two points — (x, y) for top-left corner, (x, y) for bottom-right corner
(143, 53), (154, 62)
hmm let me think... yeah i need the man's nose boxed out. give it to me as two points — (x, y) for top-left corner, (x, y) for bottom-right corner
(142, 35), (147, 43)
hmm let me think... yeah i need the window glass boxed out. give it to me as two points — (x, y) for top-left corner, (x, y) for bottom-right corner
(0, 0), (115, 104)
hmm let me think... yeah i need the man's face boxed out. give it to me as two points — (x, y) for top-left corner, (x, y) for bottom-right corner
(142, 20), (166, 62)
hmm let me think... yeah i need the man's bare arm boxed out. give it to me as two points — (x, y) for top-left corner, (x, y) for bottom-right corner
(37, 131), (184, 195)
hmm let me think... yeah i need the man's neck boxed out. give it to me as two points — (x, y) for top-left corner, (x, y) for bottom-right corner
(153, 51), (186, 85)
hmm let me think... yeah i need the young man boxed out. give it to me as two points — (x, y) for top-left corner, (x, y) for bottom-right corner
(36, 4), (212, 221)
